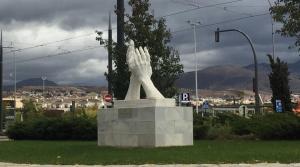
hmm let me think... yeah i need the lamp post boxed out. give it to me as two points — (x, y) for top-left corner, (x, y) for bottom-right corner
(0, 31), (14, 132)
(41, 76), (47, 99)
(14, 51), (16, 113)
(9, 42), (16, 114)
(12, 44), (16, 114)
(215, 28), (260, 114)
(187, 20), (201, 114)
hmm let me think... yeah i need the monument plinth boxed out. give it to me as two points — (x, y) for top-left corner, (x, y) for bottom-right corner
(97, 40), (193, 147)
(97, 99), (193, 147)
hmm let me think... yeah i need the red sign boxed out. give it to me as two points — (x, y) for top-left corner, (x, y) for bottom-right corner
(104, 94), (113, 102)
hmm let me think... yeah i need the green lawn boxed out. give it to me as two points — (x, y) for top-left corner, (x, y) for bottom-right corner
(0, 140), (300, 165)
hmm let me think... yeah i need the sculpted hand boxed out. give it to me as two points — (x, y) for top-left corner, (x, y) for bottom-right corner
(130, 47), (152, 82)
(142, 47), (152, 77)
(125, 40), (141, 100)
(125, 39), (164, 100)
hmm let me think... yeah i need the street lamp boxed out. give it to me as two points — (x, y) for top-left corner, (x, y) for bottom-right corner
(187, 20), (201, 114)
(41, 76), (47, 99)
(10, 42), (16, 114)
(0, 31), (14, 132)
(215, 28), (260, 114)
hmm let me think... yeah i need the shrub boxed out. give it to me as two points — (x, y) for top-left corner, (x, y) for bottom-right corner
(193, 125), (209, 140)
(230, 116), (253, 136)
(43, 110), (64, 118)
(206, 125), (233, 140)
(251, 113), (300, 140)
(214, 112), (240, 125)
(193, 112), (300, 140)
(193, 112), (210, 140)
(7, 116), (97, 140)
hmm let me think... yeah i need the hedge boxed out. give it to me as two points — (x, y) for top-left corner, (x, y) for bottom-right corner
(193, 112), (300, 140)
(7, 116), (97, 140)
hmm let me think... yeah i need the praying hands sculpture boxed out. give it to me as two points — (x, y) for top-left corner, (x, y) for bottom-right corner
(125, 40), (164, 100)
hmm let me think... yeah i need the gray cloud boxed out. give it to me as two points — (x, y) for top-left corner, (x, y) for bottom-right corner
(0, 0), (115, 30)
(0, 0), (299, 86)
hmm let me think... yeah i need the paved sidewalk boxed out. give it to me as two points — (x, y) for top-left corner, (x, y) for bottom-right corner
(0, 163), (300, 167)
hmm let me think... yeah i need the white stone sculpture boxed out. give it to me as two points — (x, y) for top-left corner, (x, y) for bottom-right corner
(98, 41), (193, 148)
(125, 40), (164, 100)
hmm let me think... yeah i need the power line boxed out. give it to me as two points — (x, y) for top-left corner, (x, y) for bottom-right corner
(162, 0), (242, 18)
(3, 26), (118, 55)
(173, 0), (256, 21)
(180, 0), (252, 16)
(3, 46), (101, 65)
(3, 33), (96, 55)
(1, 0), (250, 57)
(217, 6), (254, 16)
(171, 12), (269, 34)
(223, 5), (269, 8)
(0, 0), (244, 57)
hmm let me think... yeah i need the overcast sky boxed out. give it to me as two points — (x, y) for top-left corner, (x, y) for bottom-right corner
(0, 0), (299, 86)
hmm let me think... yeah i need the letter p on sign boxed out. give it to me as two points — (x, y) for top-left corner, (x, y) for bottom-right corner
(181, 93), (190, 103)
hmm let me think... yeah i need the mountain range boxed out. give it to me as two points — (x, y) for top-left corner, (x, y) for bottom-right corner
(4, 60), (300, 93)
(16, 78), (58, 87)
(175, 60), (300, 92)
(4, 78), (57, 91)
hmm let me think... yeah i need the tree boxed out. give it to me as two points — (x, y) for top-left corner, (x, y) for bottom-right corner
(271, 0), (300, 52)
(21, 99), (41, 120)
(97, 0), (183, 99)
(267, 54), (292, 112)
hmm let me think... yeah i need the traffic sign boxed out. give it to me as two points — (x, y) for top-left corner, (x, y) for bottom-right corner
(104, 94), (113, 102)
(276, 100), (283, 113)
(180, 93), (190, 103)
(202, 101), (210, 109)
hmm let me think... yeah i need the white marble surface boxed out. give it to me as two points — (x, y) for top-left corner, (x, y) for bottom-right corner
(98, 105), (193, 147)
(125, 40), (164, 100)
(114, 99), (175, 108)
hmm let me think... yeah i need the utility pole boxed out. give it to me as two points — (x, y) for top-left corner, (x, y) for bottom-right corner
(14, 50), (16, 114)
(187, 20), (201, 115)
(108, 12), (113, 95)
(0, 31), (14, 132)
(0, 30), (3, 132)
(41, 76), (47, 99)
(10, 42), (16, 115)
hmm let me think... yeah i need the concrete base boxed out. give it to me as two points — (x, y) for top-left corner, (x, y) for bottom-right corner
(97, 99), (193, 147)
(114, 99), (176, 108)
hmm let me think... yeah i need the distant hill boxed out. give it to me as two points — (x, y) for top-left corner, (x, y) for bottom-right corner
(176, 62), (300, 92)
(16, 78), (58, 88)
(289, 60), (300, 74)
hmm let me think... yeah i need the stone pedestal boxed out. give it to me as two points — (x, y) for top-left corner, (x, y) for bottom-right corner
(97, 99), (193, 147)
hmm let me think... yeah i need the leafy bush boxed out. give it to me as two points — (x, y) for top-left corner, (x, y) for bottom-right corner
(193, 125), (209, 140)
(193, 112), (209, 139)
(206, 125), (232, 140)
(7, 116), (97, 140)
(251, 113), (300, 140)
(193, 112), (300, 140)
(43, 110), (64, 118)
(229, 116), (254, 136)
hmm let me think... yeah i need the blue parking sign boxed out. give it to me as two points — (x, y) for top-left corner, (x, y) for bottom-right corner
(276, 100), (283, 113)
(180, 93), (190, 103)
(202, 101), (210, 109)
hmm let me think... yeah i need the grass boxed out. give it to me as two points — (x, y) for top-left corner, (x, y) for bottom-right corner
(0, 140), (300, 165)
